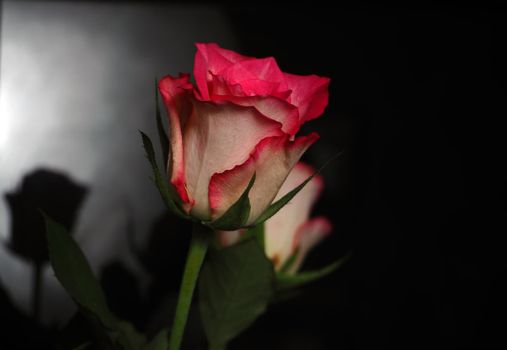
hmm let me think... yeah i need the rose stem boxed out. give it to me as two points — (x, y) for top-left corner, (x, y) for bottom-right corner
(169, 221), (210, 350)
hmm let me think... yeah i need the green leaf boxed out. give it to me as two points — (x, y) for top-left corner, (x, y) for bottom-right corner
(45, 218), (146, 350)
(140, 131), (187, 219)
(143, 330), (168, 350)
(44, 214), (118, 330)
(210, 174), (256, 230)
(199, 238), (275, 348)
(114, 321), (147, 350)
(276, 253), (351, 290)
(154, 79), (170, 166)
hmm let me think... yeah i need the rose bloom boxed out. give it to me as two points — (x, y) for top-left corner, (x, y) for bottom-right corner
(218, 162), (332, 273)
(159, 43), (329, 225)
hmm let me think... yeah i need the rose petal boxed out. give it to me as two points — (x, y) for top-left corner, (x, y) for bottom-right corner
(209, 133), (319, 225)
(183, 100), (284, 220)
(264, 162), (325, 269)
(208, 74), (298, 134)
(211, 92), (300, 135)
(194, 43), (251, 100)
(289, 217), (332, 273)
(158, 74), (194, 209)
(220, 57), (288, 96)
(284, 73), (330, 123)
(209, 67), (292, 101)
(274, 162), (324, 202)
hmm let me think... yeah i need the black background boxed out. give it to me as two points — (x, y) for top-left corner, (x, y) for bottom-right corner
(1, 2), (506, 349)
(226, 3), (507, 349)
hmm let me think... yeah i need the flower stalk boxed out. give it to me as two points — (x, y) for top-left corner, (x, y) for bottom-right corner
(169, 222), (211, 350)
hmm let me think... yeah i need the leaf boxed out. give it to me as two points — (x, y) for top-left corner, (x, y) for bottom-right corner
(154, 79), (170, 165)
(44, 214), (118, 330)
(45, 215), (148, 350)
(199, 238), (275, 348)
(254, 151), (343, 226)
(276, 253), (351, 290)
(140, 131), (187, 219)
(210, 174), (256, 230)
(114, 321), (147, 350)
(143, 330), (168, 350)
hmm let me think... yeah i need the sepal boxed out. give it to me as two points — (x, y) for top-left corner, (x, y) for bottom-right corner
(254, 151), (342, 226)
(254, 172), (314, 226)
(210, 173), (256, 230)
(275, 252), (351, 290)
(140, 131), (188, 219)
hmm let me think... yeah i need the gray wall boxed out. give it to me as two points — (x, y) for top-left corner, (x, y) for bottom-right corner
(0, 0), (236, 324)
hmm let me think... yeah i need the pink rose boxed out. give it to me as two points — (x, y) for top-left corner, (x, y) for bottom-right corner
(218, 162), (332, 273)
(159, 43), (330, 225)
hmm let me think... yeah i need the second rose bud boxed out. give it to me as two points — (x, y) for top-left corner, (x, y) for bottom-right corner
(218, 162), (332, 274)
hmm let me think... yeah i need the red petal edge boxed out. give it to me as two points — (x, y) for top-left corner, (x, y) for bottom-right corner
(158, 74), (195, 209)
(292, 216), (333, 252)
(208, 132), (320, 221)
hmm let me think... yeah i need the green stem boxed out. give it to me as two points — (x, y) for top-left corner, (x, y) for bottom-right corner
(169, 222), (211, 350)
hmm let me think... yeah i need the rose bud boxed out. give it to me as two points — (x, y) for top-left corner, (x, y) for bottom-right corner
(218, 162), (332, 273)
(159, 43), (330, 229)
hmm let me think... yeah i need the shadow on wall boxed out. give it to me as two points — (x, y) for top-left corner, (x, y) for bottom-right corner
(4, 169), (88, 318)
(0, 0), (236, 325)
(1, 168), (87, 348)
(0, 168), (206, 349)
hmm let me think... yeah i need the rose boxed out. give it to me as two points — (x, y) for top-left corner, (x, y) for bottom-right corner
(159, 43), (330, 226)
(218, 162), (332, 273)
(265, 162), (332, 273)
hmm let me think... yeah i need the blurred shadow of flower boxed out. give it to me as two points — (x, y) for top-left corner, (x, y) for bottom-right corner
(4, 168), (88, 319)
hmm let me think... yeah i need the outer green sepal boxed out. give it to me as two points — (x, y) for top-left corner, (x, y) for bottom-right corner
(278, 248), (299, 274)
(275, 253), (351, 291)
(254, 152), (343, 226)
(210, 174), (256, 231)
(140, 131), (188, 219)
(254, 173), (314, 226)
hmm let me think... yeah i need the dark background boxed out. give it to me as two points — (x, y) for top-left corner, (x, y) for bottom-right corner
(1, 1), (506, 349)
(227, 3), (507, 349)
